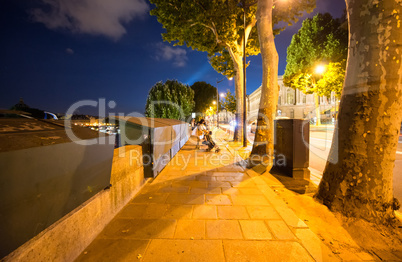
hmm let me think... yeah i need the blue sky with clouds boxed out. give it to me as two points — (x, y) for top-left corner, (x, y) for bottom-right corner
(0, 0), (346, 115)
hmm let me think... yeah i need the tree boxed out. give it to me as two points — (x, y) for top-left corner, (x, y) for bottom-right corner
(316, 0), (402, 224)
(150, 0), (314, 143)
(190, 81), (217, 119)
(149, 0), (260, 141)
(250, 0), (315, 163)
(220, 90), (237, 114)
(316, 61), (345, 98)
(283, 12), (348, 125)
(145, 80), (194, 120)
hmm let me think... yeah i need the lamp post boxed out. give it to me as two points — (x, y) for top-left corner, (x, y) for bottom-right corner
(220, 92), (226, 123)
(212, 101), (217, 127)
(243, 3), (247, 147)
(312, 64), (326, 126)
(216, 77), (232, 128)
(239, 0), (257, 147)
(237, 0), (285, 147)
(242, 1), (248, 147)
(216, 78), (224, 128)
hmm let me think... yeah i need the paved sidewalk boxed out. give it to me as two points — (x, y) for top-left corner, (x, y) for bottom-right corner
(75, 129), (332, 262)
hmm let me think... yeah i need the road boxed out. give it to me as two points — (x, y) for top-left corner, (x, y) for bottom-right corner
(220, 123), (402, 205)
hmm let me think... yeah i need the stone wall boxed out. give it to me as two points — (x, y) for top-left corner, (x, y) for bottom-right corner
(3, 145), (146, 262)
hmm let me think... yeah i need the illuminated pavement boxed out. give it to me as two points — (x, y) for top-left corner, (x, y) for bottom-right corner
(218, 123), (402, 206)
(75, 129), (345, 261)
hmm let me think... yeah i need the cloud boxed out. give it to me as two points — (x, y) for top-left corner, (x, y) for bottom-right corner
(65, 48), (74, 54)
(154, 43), (188, 67)
(30, 0), (149, 40)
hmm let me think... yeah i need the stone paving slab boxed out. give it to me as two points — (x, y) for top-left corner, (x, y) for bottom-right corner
(192, 205), (218, 219)
(143, 239), (225, 262)
(76, 129), (344, 261)
(239, 220), (273, 240)
(217, 206), (249, 219)
(174, 219), (205, 239)
(247, 206), (282, 219)
(222, 240), (315, 262)
(98, 218), (177, 239)
(294, 228), (340, 262)
(163, 205), (193, 219)
(206, 220), (243, 239)
(266, 220), (297, 240)
(75, 239), (149, 262)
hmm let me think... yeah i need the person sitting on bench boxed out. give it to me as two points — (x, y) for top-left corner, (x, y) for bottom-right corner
(196, 119), (207, 149)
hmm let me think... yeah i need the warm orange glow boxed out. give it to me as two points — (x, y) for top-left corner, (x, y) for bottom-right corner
(315, 65), (326, 75)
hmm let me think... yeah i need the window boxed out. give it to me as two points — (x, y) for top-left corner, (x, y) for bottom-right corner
(286, 91), (294, 105)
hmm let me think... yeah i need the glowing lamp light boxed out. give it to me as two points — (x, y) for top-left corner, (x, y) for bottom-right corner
(220, 93), (225, 98)
(315, 65), (326, 75)
(213, 101), (216, 105)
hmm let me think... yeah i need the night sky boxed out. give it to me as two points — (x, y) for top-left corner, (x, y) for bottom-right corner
(0, 0), (346, 116)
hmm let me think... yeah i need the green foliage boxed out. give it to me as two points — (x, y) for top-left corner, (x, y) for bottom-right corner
(145, 80), (195, 120)
(284, 12), (348, 97)
(285, 73), (313, 94)
(149, 0), (315, 77)
(220, 90), (236, 114)
(190, 81), (217, 115)
(208, 50), (236, 78)
(149, 0), (258, 75)
(317, 61), (346, 97)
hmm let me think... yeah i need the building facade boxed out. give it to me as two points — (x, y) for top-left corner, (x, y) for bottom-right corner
(247, 76), (338, 123)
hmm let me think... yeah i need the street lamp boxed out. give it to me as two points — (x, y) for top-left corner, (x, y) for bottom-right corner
(315, 64), (326, 75)
(242, 0), (247, 147)
(312, 64), (327, 126)
(216, 77), (232, 128)
(315, 64), (338, 121)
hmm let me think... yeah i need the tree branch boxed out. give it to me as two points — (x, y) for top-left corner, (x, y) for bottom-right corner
(189, 21), (223, 46)
(245, 17), (257, 43)
(226, 44), (241, 65)
(239, 15), (257, 55)
(210, 21), (222, 44)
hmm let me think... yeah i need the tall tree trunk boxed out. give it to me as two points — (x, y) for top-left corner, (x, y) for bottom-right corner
(314, 92), (321, 126)
(233, 57), (244, 142)
(316, 0), (402, 224)
(250, 0), (278, 168)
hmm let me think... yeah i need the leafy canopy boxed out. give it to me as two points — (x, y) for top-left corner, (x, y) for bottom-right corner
(145, 80), (195, 120)
(316, 61), (345, 97)
(220, 90), (237, 114)
(150, 0), (257, 77)
(190, 81), (217, 115)
(284, 12), (348, 97)
(149, 0), (315, 77)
